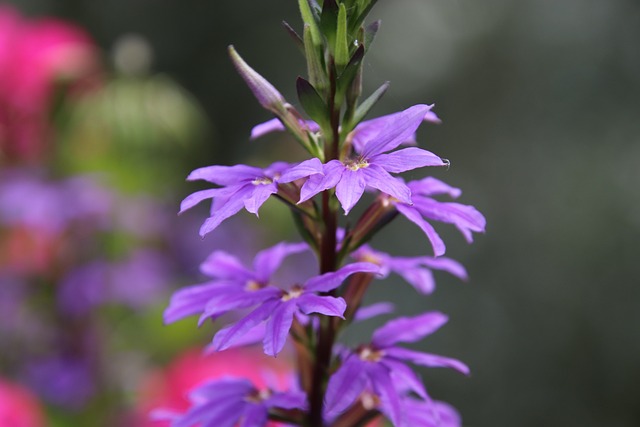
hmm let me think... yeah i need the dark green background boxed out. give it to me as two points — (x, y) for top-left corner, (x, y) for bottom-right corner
(8, 1), (640, 426)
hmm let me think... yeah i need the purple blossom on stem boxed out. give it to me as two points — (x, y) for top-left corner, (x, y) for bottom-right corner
(154, 378), (307, 427)
(351, 244), (467, 294)
(179, 159), (323, 237)
(299, 105), (448, 214)
(211, 262), (379, 357)
(389, 176), (486, 256)
(401, 398), (462, 427)
(324, 312), (468, 426)
(164, 241), (308, 325)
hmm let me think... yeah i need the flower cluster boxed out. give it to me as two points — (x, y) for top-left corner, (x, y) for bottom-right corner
(162, 1), (486, 426)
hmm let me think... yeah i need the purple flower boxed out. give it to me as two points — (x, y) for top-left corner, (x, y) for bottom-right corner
(250, 117), (320, 140)
(401, 398), (462, 427)
(164, 241), (309, 325)
(352, 244), (467, 294)
(180, 159), (323, 237)
(324, 312), (468, 426)
(299, 105), (447, 214)
(154, 377), (307, 427)
(387, 176), (486, 256)
(211, 262), (379, 357)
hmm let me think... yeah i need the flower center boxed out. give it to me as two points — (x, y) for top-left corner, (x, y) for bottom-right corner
(252, 177), (273, 186)
(245, 388), (272, 404)
(345, 158), (369, 171)
(358, 345), (384, 362)
(245, 280), (263, 291)
(281, 284), (304, 301)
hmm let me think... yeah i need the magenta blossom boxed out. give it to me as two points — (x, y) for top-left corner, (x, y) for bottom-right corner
(324, 312), (468, 426)
(180, 159), (323, 237)
(386, 176), (486, 256)
(299, 105), (447, 214)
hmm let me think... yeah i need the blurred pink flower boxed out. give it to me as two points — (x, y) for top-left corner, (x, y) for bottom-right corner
(0, 377), (46, 427)
(0, 5), (100, 164)
(135, 347), (296, 427)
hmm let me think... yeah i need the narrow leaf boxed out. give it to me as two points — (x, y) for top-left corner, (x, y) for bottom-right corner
(351, 81), (390, 127)
(320, 0), (339, 52)
(335, 3), (349, 68)
(296, 77), (329, 128)
(298, 0), (322, 47)
(336, 44), (365, 97)
(364, 19), (381, 53)
(282, 21), (304, 53)
(303, 24), (327, 92)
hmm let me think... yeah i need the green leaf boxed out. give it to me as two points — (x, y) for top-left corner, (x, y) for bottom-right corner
(298, 0), (322, 47)
(296, 77), (329, 128)
(303, 24), (328, 92)
(336, 44), (365, 98)
(335, 3), (349, 68)
(350, 0), (379, 34)
(282, 20), (305, 53)
(320, 0), (339, 52)
(347, 81), (390, 131)
(363, 19), (381, 52)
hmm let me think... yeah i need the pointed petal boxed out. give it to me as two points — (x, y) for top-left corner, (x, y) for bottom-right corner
(421, 256), (468, 281)
(304, 262), (379, 292)
(381, 358), (428, 399)
(394, 262), (436, 294)
(367, 363), (402, 427)
(373, 147), (446, 173)
(335, 169), (366, 214)
(385, 347), (470, 375)
(373, 312), (448, 347)
(204, 323), (266, 352)
(250, 118), (285, 140)
(243, 183), (277, 215)
(199, 196), (246, 237)
(297, 294), (346, 318)
(354, 302), (395, 322)
(408, 176), (462, 198)
(359, 104), (433, 157)
(278, 158), (324, 183)
(164, 282), (224, 324)
(180, 189), (222, 213)
(187, 164), (262, 185)
(200, 251), (252, 280)
(299, 160), (344, 203)
(263, 301), (297, 357)
(413, 198), (486, 242)
(396, 204), (446, 256)
(324, 356), (368, 418)
(198, 287), (281, 326)
(265, 390), (308, 410)
(212, 300), (278, 351)
(252, 241), (308, 282)
(360, 165), (411, 204)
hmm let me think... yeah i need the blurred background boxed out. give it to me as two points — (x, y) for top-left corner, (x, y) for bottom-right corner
(1, 0), (639, 426)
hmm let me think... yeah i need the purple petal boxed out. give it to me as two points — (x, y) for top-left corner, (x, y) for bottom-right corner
(304, 262), (379, 292)
(189, 378), (253, 401)
(335, 169), (366, 214)
(367, 363), (402, 427)
(299, 160), (344, 203)
(243, 183), (277, 215)
(380, 358), (428, 399)
(204, 324), (266, 352)
(385, 347), (470, 375)
(396, 204), (446, 256)
(360, 165), (411, 204)
(392, 262), (436, 294)
(372, 312), (448, 347)
(179, 189), (222, 213)
(412, 198), (486, 242)
(265, 390), (308, 410)
(199, 194), (247, 237)
(408, 176), (462, 198)
(354, 302), (395, 322)
(278, 158), (324, 183)
(359, 104), (434, 158)
(198, 287), (281, 326)
(250, 118), (285, 139)
(239, 404), (267, 427)
(212, 300), (278, 351)
(200, 251), (252, 280)
(164, 282), (230, 324)
(263, 301), (297, 357)
(403, 399), (462, 427)
(421, 256), (468, 281)
(373, 147), (446, 173)
(296, 294), (346, 318)
(324, 356), (368, 418)
(252, 241), (308, 282)
(187, 164), (262, 185)
(424, 110), (442, 124)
